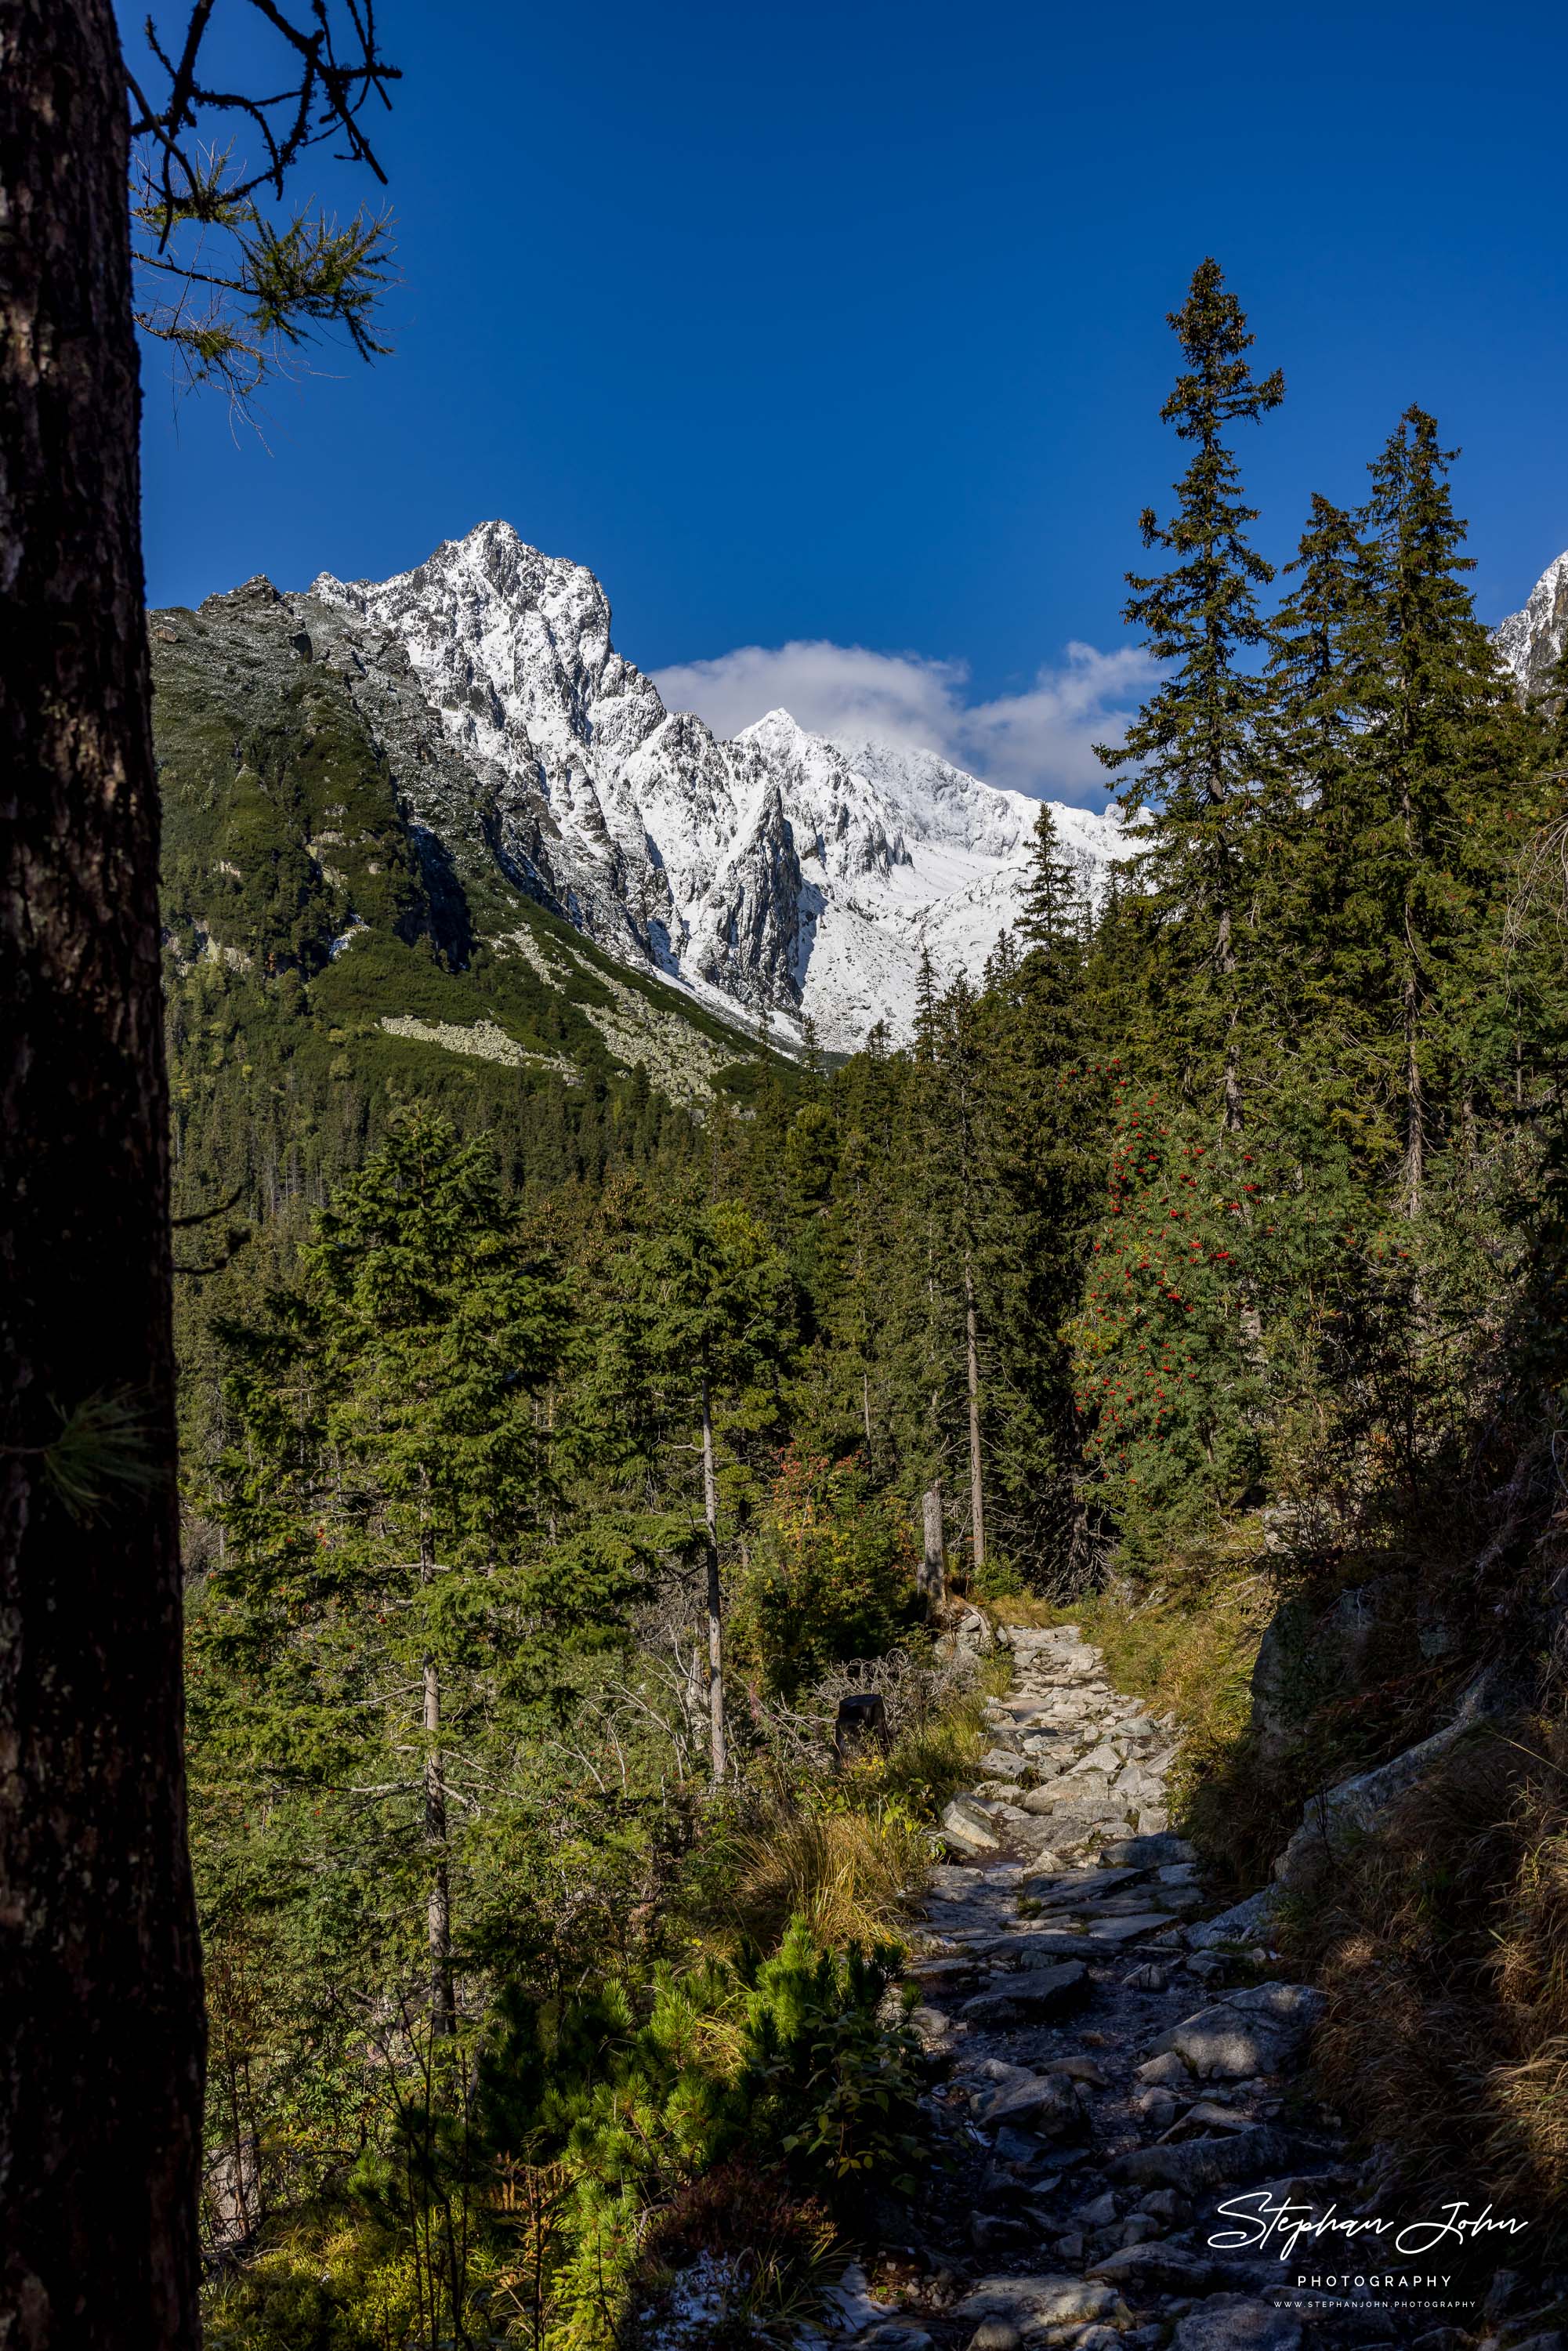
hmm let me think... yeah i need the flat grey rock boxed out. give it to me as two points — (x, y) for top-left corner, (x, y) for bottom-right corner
(1083, 1911), (1171, 1942)
(1226, 1983), (1324, 2023)
(1011, 1932), (1103, 1963)
(961, 1960), (1090, 2030)
(942, 1795), (1006, 1851)
(1174, 2296), (1302, 2351)
(1102, 1834), (1197, 1867)
(907, 2003), (958, 2039)
(1135, 2050), (1191, 2087)
(1089, 2242), (1236, 2294)
(1110, 2125), (1295, 2194)
(964, 2323), (1023, 2351)
(980, 2069), (1081, 2132)
(1028, 1868), (1141, 1905)
(1187, 1889), (1280, 1951)
(953, 2277), (1121, 2326)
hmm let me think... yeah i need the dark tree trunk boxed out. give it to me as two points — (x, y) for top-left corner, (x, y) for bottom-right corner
(0, 4), (205, 2344)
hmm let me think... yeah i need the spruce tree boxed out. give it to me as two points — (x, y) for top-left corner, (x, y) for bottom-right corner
(608, 1200), (796, 1777)
(1097, 259), (1284, 1129)
(967, 924), (1104, 1580)
(1262, 494), (1375, 1110)
(1019, 802), (1083, 959)
(1339, 408), (1517, 1208)
(1016, 802), (1088, 1068)
(210, 1114), (581, 2034)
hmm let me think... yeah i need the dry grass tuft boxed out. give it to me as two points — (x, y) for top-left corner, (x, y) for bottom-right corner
(1290, 1712), (1568, 2236)
(719, 1802), (932, 1956)
(629, 2158), (840, 2349)
(689, 1661), (998, 1962)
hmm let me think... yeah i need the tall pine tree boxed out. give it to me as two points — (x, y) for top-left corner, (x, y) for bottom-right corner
(1097, 259), (1284, 1130)
(1337, 408), (1517, 1208)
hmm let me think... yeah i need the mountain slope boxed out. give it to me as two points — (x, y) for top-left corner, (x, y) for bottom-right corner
(303, 521), (1127, 1048)
(151, 574), (773, 1124)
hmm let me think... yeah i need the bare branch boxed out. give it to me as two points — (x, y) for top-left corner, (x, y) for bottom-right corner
(127, 3), (401, 415)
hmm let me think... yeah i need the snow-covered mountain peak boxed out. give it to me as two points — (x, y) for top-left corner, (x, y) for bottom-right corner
(1495, 549), (1568, 697)
(314, 521), (668, 788)
(734, 710), (911, 884)
(835, 735), (1031, 854)
(305, 523), (1129, 1049)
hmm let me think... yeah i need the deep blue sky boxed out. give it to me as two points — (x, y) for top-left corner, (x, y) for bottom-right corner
(135, 0), (1568, 799)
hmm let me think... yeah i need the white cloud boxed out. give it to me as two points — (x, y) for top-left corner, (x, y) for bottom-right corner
(651, 640), (969, 756)
(650, 637), (1152, 806)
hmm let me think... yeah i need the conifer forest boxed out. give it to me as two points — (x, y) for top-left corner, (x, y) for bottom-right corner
(140, 261), (1568, 2348)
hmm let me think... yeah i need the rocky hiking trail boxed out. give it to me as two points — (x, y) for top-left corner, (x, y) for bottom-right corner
(806, 1621), (1546, 2351)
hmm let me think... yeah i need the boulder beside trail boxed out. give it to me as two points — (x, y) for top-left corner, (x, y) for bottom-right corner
(1186, 1888), (1280, 1951)
(1272, 1657), (1531, 1886)
(952, 2276), (1121, 2327)
(1109, 2125), (1296, 2195)
(1153, 1983), (1325, 2078)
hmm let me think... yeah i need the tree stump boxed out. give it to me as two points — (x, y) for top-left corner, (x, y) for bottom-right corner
(834, 1691), (889, 1765)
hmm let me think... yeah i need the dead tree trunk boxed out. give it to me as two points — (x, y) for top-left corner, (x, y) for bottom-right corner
(419, 1525), (455, 2037)
(1, 3), (205, 2341)
(701, 1371), (726, 1779)
(423, 1661), (456, 2036)
(964, 1252), (986, 1574)
(918, 1483), (945, 1603)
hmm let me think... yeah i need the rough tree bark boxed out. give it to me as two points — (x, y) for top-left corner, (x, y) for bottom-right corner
(0, 3), (205, 2342)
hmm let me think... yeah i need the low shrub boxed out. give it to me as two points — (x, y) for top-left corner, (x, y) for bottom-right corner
(628, 2159), (838, 2349)
(467, 1912), (929, 2342)
(729, 1451), (921, 1700)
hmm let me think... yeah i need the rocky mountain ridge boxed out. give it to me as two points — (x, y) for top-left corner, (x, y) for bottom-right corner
(1495, 546), (1568, 697)
(304, 520), (1126, 1050)
(158, 527), (1568, 1079)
